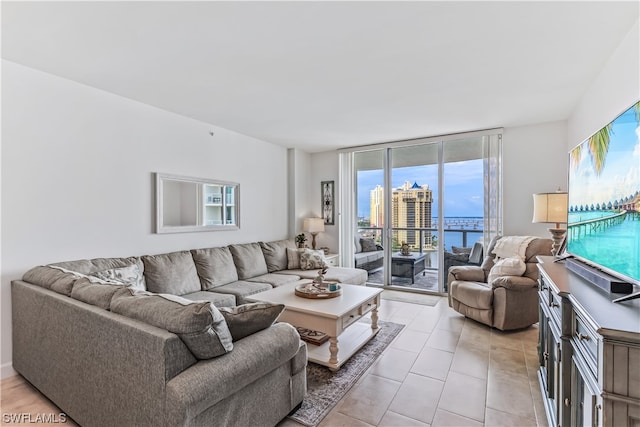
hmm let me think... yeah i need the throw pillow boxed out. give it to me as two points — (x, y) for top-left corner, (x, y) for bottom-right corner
(191, 246), (239, 290)
(286, 248), (303, 269)
(218, 302), (285, 341)
(260, 239), (296, 272)
(451, 246), (472, 255)
(91, 264), (145, 290)
(142, 251), (202, 295)
(360, 238), (378, 252)
(487, 256), (526, 284)
(299, 249), (327, 270)
(110, 288), (233, 360)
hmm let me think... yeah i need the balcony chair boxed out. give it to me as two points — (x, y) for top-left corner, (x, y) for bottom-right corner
(443, 241), (484, 277)
(447, 236), (552, 330)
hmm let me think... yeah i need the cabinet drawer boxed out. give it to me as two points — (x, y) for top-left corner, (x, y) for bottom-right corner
(573, 313), (598, 377)
(359, 299), (376, 316)
(342, 307), (360, 328)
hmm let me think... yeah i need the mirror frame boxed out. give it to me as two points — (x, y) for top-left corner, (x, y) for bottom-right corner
(155, 172), (240, 234)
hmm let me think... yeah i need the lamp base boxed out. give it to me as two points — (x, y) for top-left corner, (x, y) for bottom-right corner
(311, 233), (318, 250)
(547, 228), (566, 256)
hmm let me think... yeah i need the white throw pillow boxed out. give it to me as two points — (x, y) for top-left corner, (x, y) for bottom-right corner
(488, 256), (526, 284)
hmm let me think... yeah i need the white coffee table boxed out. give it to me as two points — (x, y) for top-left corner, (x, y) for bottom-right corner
(246, 283), (383, 371)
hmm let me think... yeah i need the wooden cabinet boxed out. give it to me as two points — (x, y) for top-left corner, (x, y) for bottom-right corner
(537, 257), (640, 427)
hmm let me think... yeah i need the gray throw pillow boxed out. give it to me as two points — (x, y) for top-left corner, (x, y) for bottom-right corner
(260, 239), (296, 272)
(218, 302), (285, 341)
(451, 246), (472, 255)
(110, 288), (233, 359)
(287, 248), (302, 269)
(142, 251), (201, 295)
(228, 243), (269, 279)
(191, 247), (239, 290)
(360, 238), (378, 252)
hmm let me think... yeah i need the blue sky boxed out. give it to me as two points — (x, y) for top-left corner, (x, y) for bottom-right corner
(357, 159), (484, 218)
(569, 103), (640, 209)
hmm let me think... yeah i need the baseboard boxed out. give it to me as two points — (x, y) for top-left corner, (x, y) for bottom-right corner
(1, 362), (17, 380)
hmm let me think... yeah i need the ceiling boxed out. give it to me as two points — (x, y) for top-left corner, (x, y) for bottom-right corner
(2, 1), (638, 153)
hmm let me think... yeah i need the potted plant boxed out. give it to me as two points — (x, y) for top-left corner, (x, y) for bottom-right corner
(295, 233), (307, 248)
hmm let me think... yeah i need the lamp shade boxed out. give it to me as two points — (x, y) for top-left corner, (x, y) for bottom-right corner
(303, 217), (325, 233)
(532, 192), (568, 224)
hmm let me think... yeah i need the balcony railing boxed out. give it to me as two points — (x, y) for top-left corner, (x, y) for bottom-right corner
(357, 226), (483, 254)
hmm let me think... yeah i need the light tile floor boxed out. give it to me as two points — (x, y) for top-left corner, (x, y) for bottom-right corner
(281, 296), (548, 427)
(1, 297), (548, 427)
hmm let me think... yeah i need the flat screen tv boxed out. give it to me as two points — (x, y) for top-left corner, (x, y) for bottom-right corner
(566, 100), (640, 288)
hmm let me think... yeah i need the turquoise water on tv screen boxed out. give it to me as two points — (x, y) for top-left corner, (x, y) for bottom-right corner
(567, 211), (640, 283)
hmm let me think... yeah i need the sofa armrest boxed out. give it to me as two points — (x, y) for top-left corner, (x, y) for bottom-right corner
(165, 322), (301, 425)
(448, 265), (485, 282)
(490, 276), (538, 290)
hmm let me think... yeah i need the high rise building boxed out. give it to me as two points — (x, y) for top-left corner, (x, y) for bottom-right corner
(369, 184), (384, 228)
(369, 182), (433, 250)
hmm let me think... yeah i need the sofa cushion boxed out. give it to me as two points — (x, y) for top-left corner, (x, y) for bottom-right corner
(450, 281), (493, 309)
(70, 277), (123, 310)
(211, 280), (273, 305)
(91, 264), (145, 290)
(452, 246), (472, 255)
(191, 247), (239, 290)
(22, 266), (79, 296)
(354, 234), (363, 253)
(299, 249), (327, 270)
(260, 239), (296, 273)
(228, 243), (269, 280)
(180, 291), (237, 308)
(110, 288), (233, 359)
(142, 251), (201, 295)
(219, 302), (285, 341)
(287, 248), (302, 269)
(246, 273), (300, 287)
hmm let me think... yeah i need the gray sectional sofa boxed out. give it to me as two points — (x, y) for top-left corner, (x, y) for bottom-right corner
(12, 239), (367, 427)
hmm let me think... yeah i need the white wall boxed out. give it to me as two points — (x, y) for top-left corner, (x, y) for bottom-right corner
(287, 148), (313, 238)
(502, 121), (568, 236)
(568, 20), (639, 150)
(1, 61), (289, 378)
(310, 151), (340, 252)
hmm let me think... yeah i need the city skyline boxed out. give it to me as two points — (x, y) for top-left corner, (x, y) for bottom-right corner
(357, 159), (484, 219)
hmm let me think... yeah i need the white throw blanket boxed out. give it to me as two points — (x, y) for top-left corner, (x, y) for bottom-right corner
(492, 235), (536, 260)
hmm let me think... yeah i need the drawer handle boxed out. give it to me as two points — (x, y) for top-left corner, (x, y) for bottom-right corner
(550, 301), (559, 308)
(543, 351), (549, 361)
(564, 398), (570, 407)
(541, 285), (548, 290)
(577, 333), (590, 341)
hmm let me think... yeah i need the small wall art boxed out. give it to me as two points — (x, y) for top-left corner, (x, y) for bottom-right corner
(321, 180), (335, 225)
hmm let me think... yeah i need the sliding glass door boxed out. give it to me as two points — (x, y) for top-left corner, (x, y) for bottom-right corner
(349, 131), (501, 293)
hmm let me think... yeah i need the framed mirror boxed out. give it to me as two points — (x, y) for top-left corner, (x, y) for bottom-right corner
(155, 173), (240, 233)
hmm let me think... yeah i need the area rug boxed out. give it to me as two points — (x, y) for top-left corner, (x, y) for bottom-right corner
(288, 321), (404, 427)
(380, 289), (442, 306)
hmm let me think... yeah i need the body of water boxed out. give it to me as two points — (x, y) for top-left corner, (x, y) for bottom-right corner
(567, 211), (640, 283)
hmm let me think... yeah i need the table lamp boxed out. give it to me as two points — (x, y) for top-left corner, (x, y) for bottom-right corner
(532, 190), (568, 256)
(303, 218), (325, 250)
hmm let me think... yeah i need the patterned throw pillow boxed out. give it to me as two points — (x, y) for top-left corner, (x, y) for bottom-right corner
(91, 264), (145, 290)
(360, 238), (378, 252)
(299, 249), (327, 270)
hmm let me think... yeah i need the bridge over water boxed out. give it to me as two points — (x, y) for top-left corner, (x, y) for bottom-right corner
(568, 209), (638, 239)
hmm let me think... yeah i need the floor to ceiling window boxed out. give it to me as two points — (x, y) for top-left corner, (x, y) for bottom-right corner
(342, 130), (502, 293)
